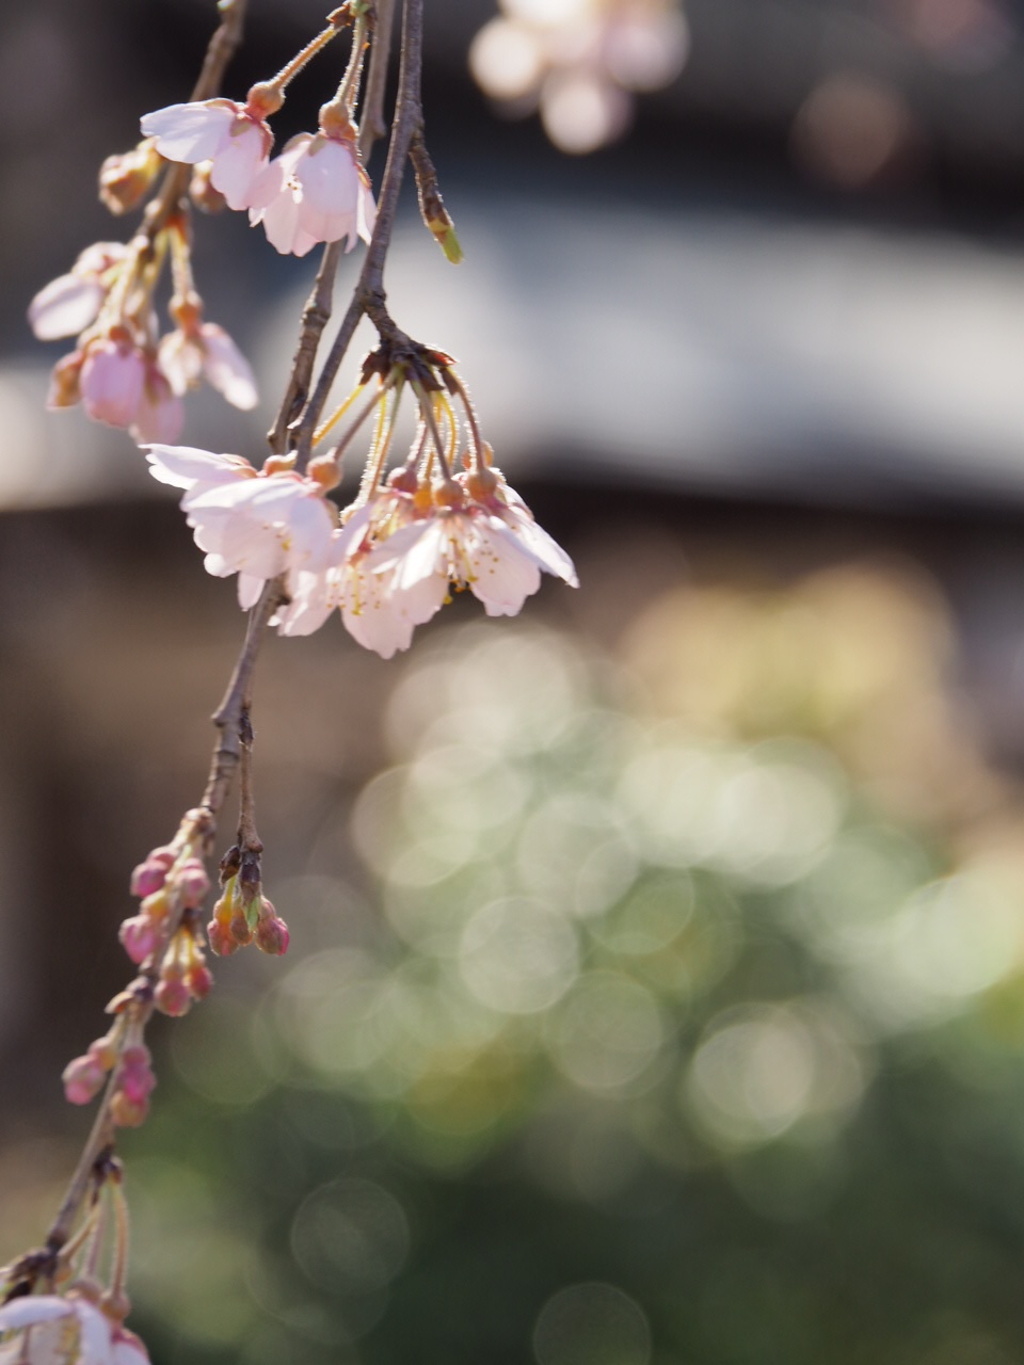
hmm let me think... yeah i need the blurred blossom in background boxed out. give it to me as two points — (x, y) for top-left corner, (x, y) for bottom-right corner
(8, 1), (1024, 1363)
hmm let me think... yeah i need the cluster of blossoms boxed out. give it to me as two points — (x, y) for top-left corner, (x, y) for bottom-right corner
(0, 1290), (149, 1365)
(28, 7), (376, 445)
(469, 0), (689, 153)
(145, 349), (577, 658)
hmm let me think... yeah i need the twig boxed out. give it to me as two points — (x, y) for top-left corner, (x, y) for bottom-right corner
(267, 0), (398, 458)
(292, 0), (424, 472)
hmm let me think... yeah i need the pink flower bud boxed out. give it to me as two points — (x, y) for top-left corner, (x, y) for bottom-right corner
(186, 963), (214, 999)
(206, 917), (238, 957)
(154, 976), (191, 1017)
(149, 846), (178, 870)
(255, 912), (290, 956)
(130, 859), (167, 898)
(62, 1055), (106, 1105)
(119, 1062), (156, 1105)
(80, 336), (146, 429)
(177, 858), (210, 907)
(119, 915), (160, 964)
(122, 1044), (151, 1069)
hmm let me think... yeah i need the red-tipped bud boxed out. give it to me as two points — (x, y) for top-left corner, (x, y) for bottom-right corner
(206, 916), (238, 957)
(186, 963), (214, 1000)
(62, 1055), (106, 1105)
(119, 915), (160, 965)
(254, 910), (290, 956)
(154, 976), (191, 1017)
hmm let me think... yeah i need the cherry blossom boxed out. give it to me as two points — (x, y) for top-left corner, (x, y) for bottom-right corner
(0, 1294), (149, 1365)
(158, 319), (258, 411)
(248, 131), (376, 257)
(141, 98), (273, 210)
(145, 444), (335, 599)
(73, 338), (183, 445)
(271, 470), (577, 658)
(28, 243), (130, 342)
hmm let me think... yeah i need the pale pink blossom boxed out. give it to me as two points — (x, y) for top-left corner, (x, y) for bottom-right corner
(141, 99), (272, 210)
(79, 337), (146, 429)
(158, 321), (258, 410)
(0, 1293), (149, 1365)
(28, 243), (130, 341)
(248, 132), (376, 257)
(145, 444), (335, 597)
(371, 477), (578, 620)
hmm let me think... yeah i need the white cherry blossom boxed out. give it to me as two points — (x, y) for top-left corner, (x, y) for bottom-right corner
(28, 243), (130, 342)
(145, 445), (335, 599)
(158, 321), (258, 410)
(0, 1293), (149, 1365)
(140, 99), (272, 210)
(248, 132), (376, 257)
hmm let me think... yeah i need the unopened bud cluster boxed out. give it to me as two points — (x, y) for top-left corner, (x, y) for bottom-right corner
(208, 846), (290, 957)
(120, 827), (214, 1016)
(62, 1032), (156, 1129)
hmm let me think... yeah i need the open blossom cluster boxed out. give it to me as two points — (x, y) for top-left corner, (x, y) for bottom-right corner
(140, 93), (376, 257)
(470, 0), (689, 153)
(0, 1294), (148, 1365)
(28, 55), (376, 445)
(29, 239), (258, 446)
(145, 442), (577, 658)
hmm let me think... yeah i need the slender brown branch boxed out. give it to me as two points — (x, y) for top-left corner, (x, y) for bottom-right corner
(291, 0), (424, 471)
(267, 0), (398, 458)
(202, 578), (285, 818)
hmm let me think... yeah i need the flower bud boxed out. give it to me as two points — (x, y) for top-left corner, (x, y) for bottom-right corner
(110, 1091), (149, 1128)
(254, 908), (290, 956)
(87, 1036), (118, 1071)
(189, 162), (229, 214)
(186, 963), (214, 999)
(206, 916), (238, 957)
(177, 858), (210, 907)
(130, 859), (167, 898)
(47, 351), (84, 409)
(62, 1055), (106, 1105)
(230, 911), (254, 947)
(99, 140), (161, 215)
(119, 915), (160, 965)
(154, 975), (191, 1017)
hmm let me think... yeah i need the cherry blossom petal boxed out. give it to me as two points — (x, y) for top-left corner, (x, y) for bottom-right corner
(505, 511), (578, 585)
(208, 122), (268, 210)
(140, 100), (236, 164)
(466, 516), (542, 614)
(199, 324), (258, 410)
(237, 573), (265, 609)
(144, 444), (252, 491)
(0, 1298), (73, 1332)
(342, 567), (446, 659)
(28, 274), (104, 341)
(130, 373), (184, 445)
